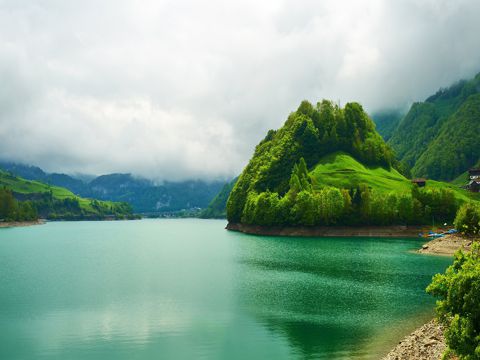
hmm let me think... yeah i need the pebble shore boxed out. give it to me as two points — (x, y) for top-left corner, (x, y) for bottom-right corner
(381, 319), (446, 360)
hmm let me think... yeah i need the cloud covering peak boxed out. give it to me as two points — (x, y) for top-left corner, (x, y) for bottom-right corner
(1, 0), (480, 180)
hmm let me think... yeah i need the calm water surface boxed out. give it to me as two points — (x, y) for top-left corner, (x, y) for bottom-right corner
(0, 219), (451, 359)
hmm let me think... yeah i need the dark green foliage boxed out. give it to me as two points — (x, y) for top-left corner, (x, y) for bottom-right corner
(370, 110), (404, 141)
(454, 202), (480, 236)
(427, 244), (480, 359)
(411, 186), (458, 224)
(389, 72), (480, 180)
(389, 102), (443, 168)
(0, 187), (38, 221)
(413, 94), (480, 180)
(199, 178), (237, 218)
(227, 99), (397, 223)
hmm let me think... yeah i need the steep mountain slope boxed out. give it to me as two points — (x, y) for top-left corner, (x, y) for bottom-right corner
(370, 110), (404, 141)
(199, 177), (237, 218)
(412, 94), (480, 180)
(388, 73), (480, 180)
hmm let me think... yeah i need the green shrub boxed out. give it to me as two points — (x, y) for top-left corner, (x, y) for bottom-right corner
(427, 243), (480, 359)
(454, 202), (480, 236)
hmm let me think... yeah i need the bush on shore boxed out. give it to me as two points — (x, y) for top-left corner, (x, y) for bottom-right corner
(427, 243), (480, 360)
(454, 202), (480, 236)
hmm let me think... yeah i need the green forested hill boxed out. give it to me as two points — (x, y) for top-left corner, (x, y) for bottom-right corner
(388, 73), (480, 181)
(199, 178), (237, 219)
(0, 170), (134, 220)
(227, 100), (397, 223)
(226, 100), (479, 227)
(412, 94), (480, 180)
(370, 110), (404, 141)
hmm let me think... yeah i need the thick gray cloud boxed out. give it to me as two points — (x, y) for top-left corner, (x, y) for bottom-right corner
(1, 0), (479, 180)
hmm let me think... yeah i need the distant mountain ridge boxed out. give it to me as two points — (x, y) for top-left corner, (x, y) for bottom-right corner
(0, 162), (227, 213)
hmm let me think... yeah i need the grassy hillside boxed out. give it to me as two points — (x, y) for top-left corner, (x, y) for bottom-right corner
(310, 152), (410, 193)
(388, 72), (480, 180)
(0, 170), (134, 219)
(310, 152), (479, 202)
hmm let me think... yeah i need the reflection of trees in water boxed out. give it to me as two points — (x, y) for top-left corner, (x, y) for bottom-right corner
(233, 236), (446, 359)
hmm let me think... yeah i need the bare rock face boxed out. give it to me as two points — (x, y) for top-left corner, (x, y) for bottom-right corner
(382, 319), (446, 360)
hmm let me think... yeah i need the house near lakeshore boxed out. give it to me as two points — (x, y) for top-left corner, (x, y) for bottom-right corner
(412, 178), (426, 187)
(465, 168), (480, 193)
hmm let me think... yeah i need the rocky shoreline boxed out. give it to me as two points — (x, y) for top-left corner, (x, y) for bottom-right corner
(0, 219), (45, 228)
(381, 319), (446, 360)
(226, 222), (426, 237)
(418, 233), (475, 256)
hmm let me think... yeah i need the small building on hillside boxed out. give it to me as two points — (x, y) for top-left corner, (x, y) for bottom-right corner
(463, 168), (480, 192)
(412, 178), (427, 187)
(469, 168), (480, 180)
(466, 180), (480, 193)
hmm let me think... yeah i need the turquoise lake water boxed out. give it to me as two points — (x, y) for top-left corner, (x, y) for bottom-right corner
(0, 219), (451, 359)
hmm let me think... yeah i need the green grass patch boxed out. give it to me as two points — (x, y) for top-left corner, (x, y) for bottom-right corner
(310, 152), (412, 193)
(309, 152), (480, 202)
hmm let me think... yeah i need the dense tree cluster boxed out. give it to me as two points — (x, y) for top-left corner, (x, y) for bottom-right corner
(0, 187), (37, 221)
(32, 191), (134, 220)
(427, 243), (480, 359)
(236, 157), (458, 226)
(227, 100), (398, 223)
(454, 202), (480, 236)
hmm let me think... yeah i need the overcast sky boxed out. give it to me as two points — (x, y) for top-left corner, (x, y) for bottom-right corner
(1, 0), (479, 181)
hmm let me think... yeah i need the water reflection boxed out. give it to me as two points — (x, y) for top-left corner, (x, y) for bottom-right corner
(233, 235), (449, 359)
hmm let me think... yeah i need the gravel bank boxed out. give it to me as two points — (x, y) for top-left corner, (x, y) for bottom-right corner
(0, 219), (45, 228)
(381, 319), (446, 360)
(418, 234), (475, 256)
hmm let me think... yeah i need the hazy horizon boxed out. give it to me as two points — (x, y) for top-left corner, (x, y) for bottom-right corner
(1, 0), (480, 181)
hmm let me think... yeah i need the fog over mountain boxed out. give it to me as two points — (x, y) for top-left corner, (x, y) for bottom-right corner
(1, 0), (480, 180)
